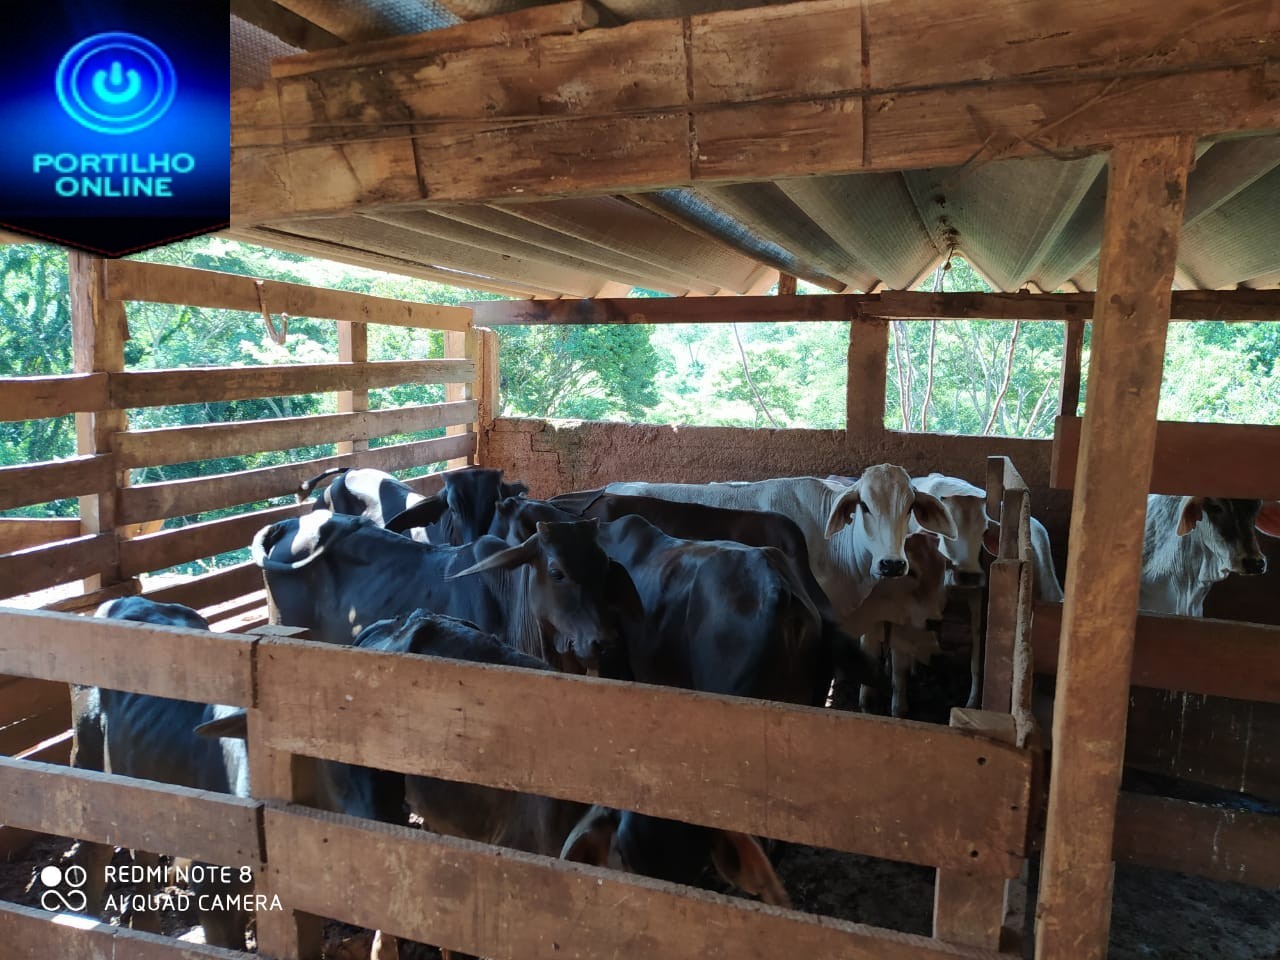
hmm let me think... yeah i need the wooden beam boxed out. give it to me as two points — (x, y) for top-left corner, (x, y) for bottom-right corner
(470, 289), (1280, 326)
(70, 252), (128, 591)
(231, 0), (344, 51)
(142, 561), (265, 612)
(0, 756), (261, 867)
(1035, 136), (1195, 960)
(0, 609), (253, 705)
(231, 0), (1279, 216)
(0, 534), (117, 601)
(1052, 415), (1280, 500)
(335, 321), (369, 457)
(112, 358), (474, 408)
(266, 804), (1002, 960)
(1113, 792), (1280, 888)
(1031, 603), (1280, 703)
(845, 317), (888, 438)
(0, 455), (114, 512)
(255, 636), (1030, 874)
(105, 259), (471, 332)
(1057, 321), (1085, 418)
(0, 373), (109, 423)
(0, 901), (240, 960)
(270, 1), (601, 79)
(116, 503), (307, 578)
(114, 401), (478, 469)
(0, 518), (84, 553)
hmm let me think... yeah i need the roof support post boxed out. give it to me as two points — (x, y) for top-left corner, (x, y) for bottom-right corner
(1034, 135), (1195, 960)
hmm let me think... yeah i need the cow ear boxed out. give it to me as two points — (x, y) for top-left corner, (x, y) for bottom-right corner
(1177, 496), (1204, 537)
(501, 481), (529, 499)
(560, 806), (619, 868)
(385, 496), (448, 535)
(446, 534), (540, 579)
(912, 491), (957, 541)
(709, 833), (791, 909)
(982, 523), (1001, 556)
(1257, 501), (1280, 538)
(824, 486), (860, 540)
(194, 710), (248, 740)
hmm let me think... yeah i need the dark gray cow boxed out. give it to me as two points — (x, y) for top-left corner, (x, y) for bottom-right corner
(253, 510), (629, 674)
(74, 597), (253, 948)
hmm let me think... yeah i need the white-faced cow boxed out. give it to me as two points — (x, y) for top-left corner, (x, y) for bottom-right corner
(1141, 495), (1280, 616)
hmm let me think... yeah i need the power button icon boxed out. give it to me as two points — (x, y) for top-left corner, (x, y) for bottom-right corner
(56, 33), (176, 135)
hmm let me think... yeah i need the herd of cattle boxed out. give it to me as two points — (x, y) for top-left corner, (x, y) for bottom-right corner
(68, 464), (1279, 950)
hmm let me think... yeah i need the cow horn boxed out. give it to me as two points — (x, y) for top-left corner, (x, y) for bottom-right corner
(385, 495), (449, 534)
(296, 466), (349, 503)
(446, 533), (541, 579)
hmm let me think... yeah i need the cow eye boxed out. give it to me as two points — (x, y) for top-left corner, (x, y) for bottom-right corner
(549, 567), (566, 582)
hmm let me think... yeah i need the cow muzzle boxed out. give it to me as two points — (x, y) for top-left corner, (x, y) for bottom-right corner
(877, 558), (908, 578)
(1241, 556), (1267, 576)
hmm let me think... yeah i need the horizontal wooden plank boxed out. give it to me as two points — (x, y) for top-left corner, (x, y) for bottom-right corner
(472, 289), (1280, 326)
(1032, 603), (1280, 703)
(0, 455), (113, 512)
(112, 359), (475, 409)
(1125, 690), (1280, 801)
(0, 534), (116, 601)
(0, 373), (109, 422)
(142, 561), (264, 612)
(0, 756), (261, 867)
(0, 678), (70, 727)
(105, 259), (471, 332)
(271, 0), (601, 78)
(0, 518), (83, 553)
(0, 705), (69, 756)
(266, 805), (998, 960)
(114, 400), (478, 468)
(17, 728), (73, 764)
(256, 638), (1031, 875)
(41, 580), (138, 615)
(0, 608), (253, 705)
(118, 432), (476, 524)
(0, 900), (251, 960)
(1053, 416), (1280, 499)
(1113, 792), (1280, 888)
(118, 504), (307, 577)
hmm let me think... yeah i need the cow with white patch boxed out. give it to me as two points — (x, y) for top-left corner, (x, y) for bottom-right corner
(1141, 495), (1280, 616)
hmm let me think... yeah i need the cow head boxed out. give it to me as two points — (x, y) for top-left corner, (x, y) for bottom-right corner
(448, 519), (621, 671)
(902, 532), (951, 626)
(1176, 497), (1279, 578)
(824, 464), (956, 579)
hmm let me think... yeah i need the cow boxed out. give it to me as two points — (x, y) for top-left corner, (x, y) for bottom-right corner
(253, 510), (628, 675)
(606, 465), (956, 644)
(73, 598), (253, 949)
(298, 466), (527, 544)
(1141, 495), (1280, 616)
(492, 497), (860, 895)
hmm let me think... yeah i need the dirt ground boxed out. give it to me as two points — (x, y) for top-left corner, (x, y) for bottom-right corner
(3, 639), (1277, 958)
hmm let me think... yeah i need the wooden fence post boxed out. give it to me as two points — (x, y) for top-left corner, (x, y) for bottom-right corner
(444, 326), (476, 469)
(1058, 319), (1085, 418)
(248, 627), (324, 960)
(846, 315), (888, 440)
(474, 327), (499, 467)
(336, 320), (369, 457)
(1035, 136), (1195, 960)
(69, 252), (127, 591)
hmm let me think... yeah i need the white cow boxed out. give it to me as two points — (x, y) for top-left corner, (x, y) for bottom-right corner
(609, 464), (957, 715)
(1140, 495), (1280, 616)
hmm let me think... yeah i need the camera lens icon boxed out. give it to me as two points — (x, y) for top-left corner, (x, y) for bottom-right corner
(56, 33), (176, 135)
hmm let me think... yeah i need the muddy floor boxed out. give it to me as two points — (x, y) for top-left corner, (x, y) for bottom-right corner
(3, 643), (1277, 958)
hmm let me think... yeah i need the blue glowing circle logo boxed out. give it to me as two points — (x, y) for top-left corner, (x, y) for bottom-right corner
(56, 33), (176, 135)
